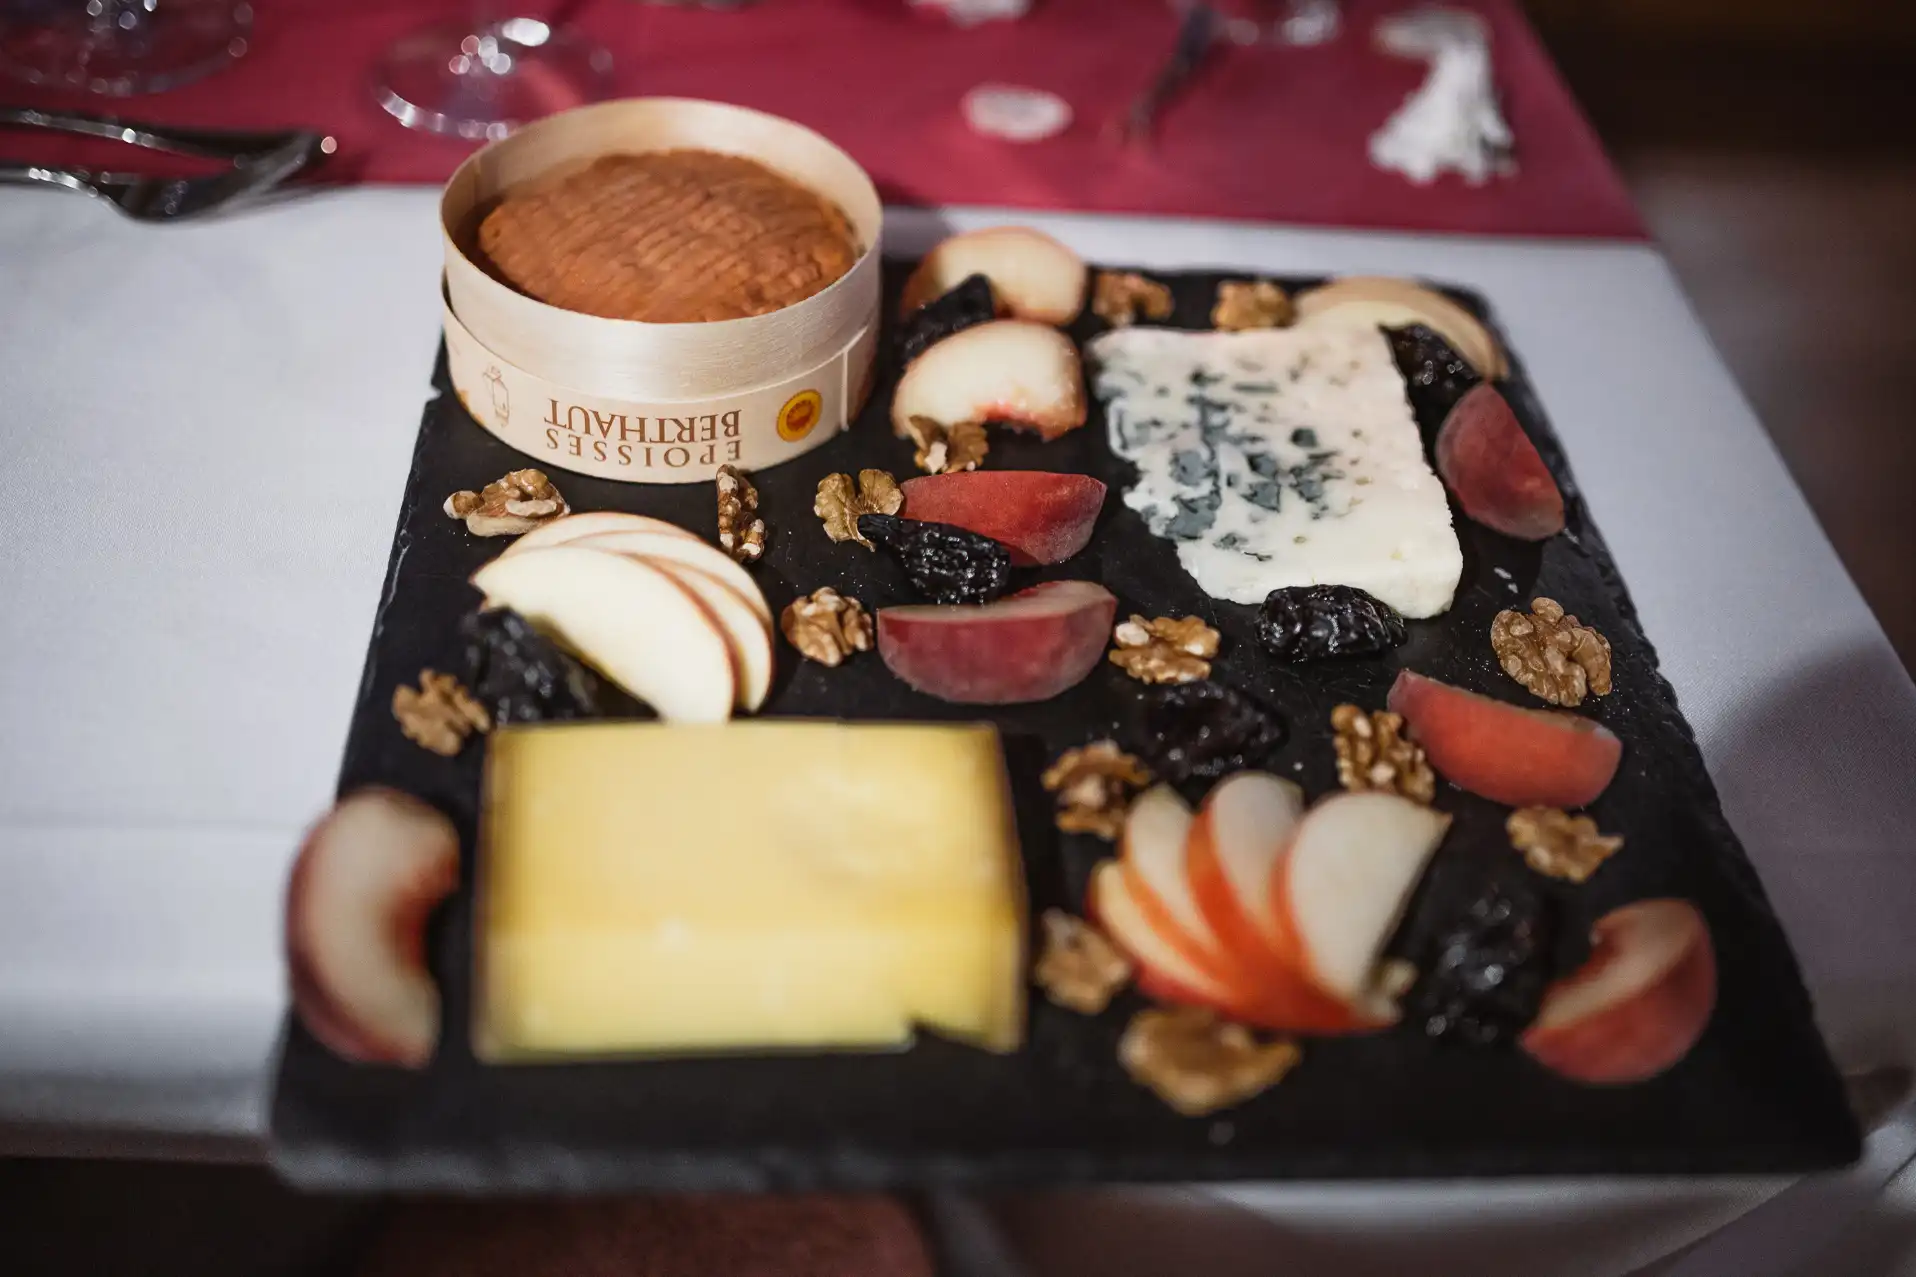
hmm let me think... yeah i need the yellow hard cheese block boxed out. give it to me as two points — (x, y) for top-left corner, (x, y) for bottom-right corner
(476, 719), (1026, 1060)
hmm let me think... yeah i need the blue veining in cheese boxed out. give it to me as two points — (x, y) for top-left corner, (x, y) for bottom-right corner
(1088, 323), (1463, 618)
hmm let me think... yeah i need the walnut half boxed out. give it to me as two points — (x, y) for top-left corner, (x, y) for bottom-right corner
(1120, 1006), (1302, 1116)
(780, 587), (873, 666)
(1042, 740), (1153, 840)
(392, 669), (490, 756)
(1109, 614), (1220, 685)
(1491, 598), (1612, 707)
(715, 465), (766, 564)
(1330, 704), (1436, 804)
(1034, 909), (1133, 1014)
(1093, 271), (1175, 327)
(444, 469), (567, 537)
(901, 416), (989, 475)
(1508, 807), (1622, 883)
(814, 470), (903, 549)
(1212, 279), (1293, 331)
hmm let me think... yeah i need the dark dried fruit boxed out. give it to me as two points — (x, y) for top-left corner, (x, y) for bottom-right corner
(1409, 882), (1558, 1046)
(1127, 681), (1286, 784)
(461, 608), (601, 725)
(1257, 584), (1407, 663)
(858, 513), (1013, 605)
(896, 273), (997, 367)
(1386, 323), (1483, 435)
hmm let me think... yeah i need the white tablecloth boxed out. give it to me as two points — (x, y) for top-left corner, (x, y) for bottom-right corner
(2, 189), (1914, 1275)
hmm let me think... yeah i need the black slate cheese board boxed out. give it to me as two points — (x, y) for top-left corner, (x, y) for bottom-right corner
(269, 265), (1860, 1190)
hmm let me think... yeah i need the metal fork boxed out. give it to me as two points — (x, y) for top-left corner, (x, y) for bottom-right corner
(0, 105), (323, 164)
(0, 128), (332, 222)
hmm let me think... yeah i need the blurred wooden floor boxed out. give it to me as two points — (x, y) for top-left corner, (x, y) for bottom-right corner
(1548, 36), (1916, 668)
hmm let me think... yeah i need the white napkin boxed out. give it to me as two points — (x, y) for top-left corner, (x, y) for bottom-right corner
(911, 0), (1032, 26)
(1368, 8), (1515, 185)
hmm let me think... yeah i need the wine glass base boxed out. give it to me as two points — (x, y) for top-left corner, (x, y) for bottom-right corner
(373, 18), (615, 141)
(0, 0), (252, 97)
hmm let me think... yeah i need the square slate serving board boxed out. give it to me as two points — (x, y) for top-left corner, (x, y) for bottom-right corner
(270, 265), (1860, 1190)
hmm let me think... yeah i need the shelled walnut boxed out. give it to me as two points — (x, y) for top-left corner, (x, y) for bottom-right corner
(1034, 909), (1133, 1014)
(392, 669), (490, 756)
(1491, 598), (1612, 707)
(714, 465), (766, 564)
(780, 587), (873, 666)
(1041, 740), (1153, 839)
(1212, 279), (1292, 331)
(901, 415), (989, 474)
(1330, 704), (1436, 804)
(1119, 1006), (1302, 1116)
(1092, 270), (1175, 327)
(814, 469), (902, 548)
(443, 469), (568, 537)
(1108, 614), (1220, 685)
(1508, 807), (1623, 883)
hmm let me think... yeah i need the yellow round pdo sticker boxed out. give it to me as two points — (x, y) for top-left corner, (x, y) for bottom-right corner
(777, 388), (824, 441)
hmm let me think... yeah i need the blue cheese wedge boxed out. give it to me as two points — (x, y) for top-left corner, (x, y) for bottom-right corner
(1088, 324), (1463, 618)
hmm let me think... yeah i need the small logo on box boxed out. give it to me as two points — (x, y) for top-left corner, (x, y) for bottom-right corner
(777, 389), (823, 441)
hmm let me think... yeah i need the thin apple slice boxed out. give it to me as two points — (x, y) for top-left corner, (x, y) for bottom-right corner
(564, 529), (771, 623)
(1521, 899), (1716, 1085)
(1273, 792), (1452, 1015)
(1087, 860), (1239, 1014)
(1118, 786), (1236, 984)
(504, 511), (700, 555)
(640, 559), (774, 712)
(1186, 772), (1303, 965)
(471, 547), (735, 722)
(286, 788), (459, 1068)
(1294, 276), (1507, 379)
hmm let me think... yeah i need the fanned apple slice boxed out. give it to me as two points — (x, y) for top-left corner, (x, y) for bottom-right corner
(899, 226), (1088, 325)
(637, 559), (774, 712)
(1088, 860), (1239, 1013)
(1185, 775), (1388, 1034)
(1186, 772), (1304, 963)
(504, 511), (700, 555)
(472, 547), (735, 722)
(1118, 785), (1236, 986)
(565, 529), (772, 623)
(1271, 793), (1452, 1019)
(286, 789), (459, 1068)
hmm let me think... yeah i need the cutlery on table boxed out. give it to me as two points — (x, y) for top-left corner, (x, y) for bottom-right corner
(1117, 1), (1224, 147)
(0, 109), (334, 221)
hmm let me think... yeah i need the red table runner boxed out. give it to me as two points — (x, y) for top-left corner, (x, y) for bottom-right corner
(2, 0), (1645, 238)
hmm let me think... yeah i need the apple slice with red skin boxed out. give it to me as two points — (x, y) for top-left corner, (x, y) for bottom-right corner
(1117, 785), (1240, 987)
(899, 226), (1088, 325)
(286, 788), (460, 1067)
(1521, 899), (1716, 1085)
(1180, 774), (1384, 1034)
(1087, 860), (1241, 1013)
(504, 511), (699, 555)
(899, 471), (1106, 566)
(1270, 792), (1452, 1021)
(1389, 669), (1622, 808)
(1435, 385), (1566, 540)
(876, 580), (1116, 704)
(891, 320), (1087, 442)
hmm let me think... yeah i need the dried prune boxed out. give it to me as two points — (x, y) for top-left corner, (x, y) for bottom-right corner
(461, 608), (601, 724)
(858, 513), (1013, 605)
(896, 274), (997, 366)
(1127, 681), (1286, 784)
(1409, 882), (1558, 1046)
(1386, 323), (1483, 434)
(1257, 584), (1406, 662)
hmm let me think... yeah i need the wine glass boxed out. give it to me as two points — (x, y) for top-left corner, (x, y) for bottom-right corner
(0, 0), (253, 96)
(372, 5), (614, 141)
(1215, 0), (1340, 48)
